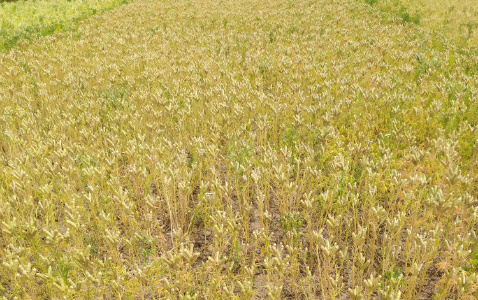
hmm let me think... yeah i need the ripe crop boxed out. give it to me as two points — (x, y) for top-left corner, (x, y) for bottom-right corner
(0, 0), (477, 298)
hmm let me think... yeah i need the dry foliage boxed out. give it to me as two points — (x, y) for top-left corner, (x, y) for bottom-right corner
(0, 0), (477, 298)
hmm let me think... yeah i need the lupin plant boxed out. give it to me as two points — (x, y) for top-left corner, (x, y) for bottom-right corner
(0, 0), (477, 298)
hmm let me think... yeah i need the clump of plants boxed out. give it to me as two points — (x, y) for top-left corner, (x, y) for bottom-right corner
(0, 0), (477, 298)
(0, 0), (131, 52)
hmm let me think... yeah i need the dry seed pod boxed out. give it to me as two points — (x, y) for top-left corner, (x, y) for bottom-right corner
(266, 284), (283, 299)
(352, 225), (367, 247)
(162, 251), (183, 270)
(410, 262), (423, 276)
(339, 248), (349, 261)
(357, 252), (370, 268)
(73, 245), (91, 270)
(348, 286), (363, 300)
(1, 218), (17, 237)
(179, 243), (200, 266)
(36, 265), (53, 282)
(363, 273), (381, 291)
(326, 215), (340, 231)
(21, 219), (38, 239)
(237, 280), (253, 297)
(328, 273), (343, 288)
(15, 262), (37, 281)
(207, 251), (226, 269)
(320, 239), (339, 258)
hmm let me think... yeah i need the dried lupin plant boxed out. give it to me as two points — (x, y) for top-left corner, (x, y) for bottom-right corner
(0, 0), (477, 298)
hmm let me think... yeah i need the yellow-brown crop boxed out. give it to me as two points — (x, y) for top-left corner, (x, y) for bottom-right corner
(0, 0), (477, 298)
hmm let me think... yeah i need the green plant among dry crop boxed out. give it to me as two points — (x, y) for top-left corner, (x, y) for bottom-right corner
(365, 0), (478, 45)
(0, 0), (131, 52)
(0, 0), (477, 298)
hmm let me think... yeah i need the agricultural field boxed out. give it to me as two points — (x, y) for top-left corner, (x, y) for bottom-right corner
(373, 0), (478, 45)
(0, 0), (130, 52)
(0, 0), (477, 298)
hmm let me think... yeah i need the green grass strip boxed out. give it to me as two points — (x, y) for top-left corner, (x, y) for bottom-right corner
(0, 0), (131, 52)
